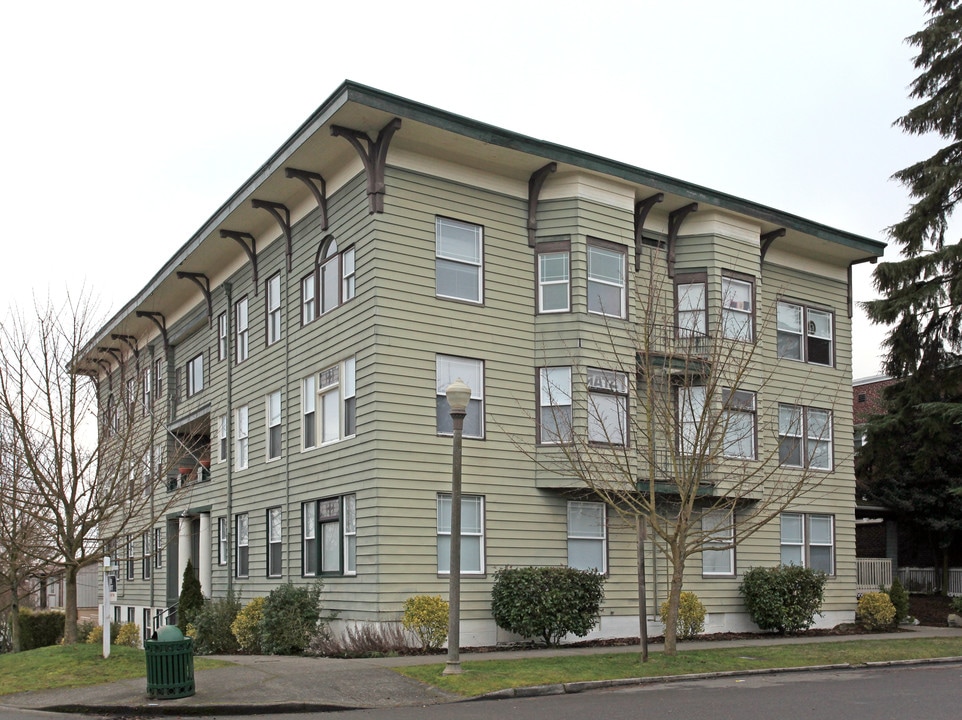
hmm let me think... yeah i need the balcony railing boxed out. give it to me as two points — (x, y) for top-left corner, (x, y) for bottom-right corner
(639, 325), (711, 374)
(856, 557), (893, 594)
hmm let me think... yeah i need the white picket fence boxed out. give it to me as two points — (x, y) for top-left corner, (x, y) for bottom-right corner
(897, 566), (962, 596)
(856, 558), (893, 594)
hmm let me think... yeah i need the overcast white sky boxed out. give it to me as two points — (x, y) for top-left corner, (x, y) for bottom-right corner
(0, 0), (940, 379)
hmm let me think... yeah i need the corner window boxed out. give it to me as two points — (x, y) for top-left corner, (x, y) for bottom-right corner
(778, 404), (833, 470)
(780, 512), (834, 574)
(567, 501), (606, 572)
(217, 312), (228, 361)
(722, 274), (754, 341)
(266, 274), (282, 345)
(436, 217), (483, 303)
(267, 390), (282, 461)
(436, 355), (484, 438)
(318, 357), (356, 445)
(301, 273), (317, 325)
(702, 511), (734, 576)
(218, 517), (227, 566)
(587, 241), (626, 318)
(186, 354), (204, 397)
(722, 389), (756, 459)
(235, 297), (249, 363)
(235, 513), (249, 578)
(437, 493), (484, 575)
(676, 273), (707, 338)
(539, 367), (572, 444)
(777, 301), (834, 366)
(317, 495), (357, 576)
(303, 502), (317, 577)
(302, 376), (316, 450)
(587, 368), (628, 445)
(267, 507), (282, 578)
(537, 243), (570, 313)
(235, 405), (249, 470)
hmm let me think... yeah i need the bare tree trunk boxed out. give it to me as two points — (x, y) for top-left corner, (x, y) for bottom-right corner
(63, 565), (79, 644)
(10, 593), (21, 653)
(636, 517), (648, 662)
(663, 552), (685, 656)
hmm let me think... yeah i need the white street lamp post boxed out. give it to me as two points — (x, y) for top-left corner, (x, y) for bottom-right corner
(443, 378), (471, 676)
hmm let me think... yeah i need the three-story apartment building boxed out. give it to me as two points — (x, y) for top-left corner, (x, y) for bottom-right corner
(82, 82), (884, 643)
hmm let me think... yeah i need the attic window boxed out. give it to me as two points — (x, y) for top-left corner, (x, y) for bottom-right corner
(857, 393), (866, 403)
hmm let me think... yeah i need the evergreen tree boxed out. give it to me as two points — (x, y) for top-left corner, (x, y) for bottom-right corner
(177, 558), (204, 631)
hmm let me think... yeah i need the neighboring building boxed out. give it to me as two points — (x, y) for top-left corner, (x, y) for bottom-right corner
(80, 82), (884, 642)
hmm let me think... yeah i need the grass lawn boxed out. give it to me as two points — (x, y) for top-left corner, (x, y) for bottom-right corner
(0, 643), (233, 696)
(396, 637), (962, 697)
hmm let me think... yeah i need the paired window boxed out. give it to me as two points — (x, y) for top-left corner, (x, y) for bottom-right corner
(587, 242), (626, 318)
(722, 274), (754, 341)
(302, 376), (316, 450)
(781, 512), (834, 574)
(153, 528), (163, 569)
(676, 273), (707, 338)
(777, 301), (834, 366)
(304, 495), (356, 576)
(267, 390), (282, 460)
(436, 355), (484, 438)
(587, 368), (628, 445)
(537, 242), (570, 313)
(437, 493), (484, 574)
(142, 533), (151, 580)
(217, 415), (228, 463)
(567, 501), (606, 572)
(317, 238), (356, 315)
(318, 358), (356, 445)
(217, 312), (228, 361)
(436, 217), (483, 303)
(186, 354), (204, 397)
(266, 274), (282, 345)
(301, 274), (316, 325)
(235, 297), (249, 363)
(218, 517), (227, 566)
(721, 389), (756, 459)
(702, 511), (734, 576)
(778, 404), (833, 470)
(267, 507), (282, 578)
(235, 405), (249, 470)
(235, 513), (249, 578)
(539, 367), (573, 444)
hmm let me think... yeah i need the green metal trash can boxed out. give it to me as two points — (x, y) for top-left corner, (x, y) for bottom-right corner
(145, 625), (195, 699)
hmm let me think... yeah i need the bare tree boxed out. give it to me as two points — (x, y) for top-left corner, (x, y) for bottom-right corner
(535, 257), (838, 656)
(0, 293), (182, 643)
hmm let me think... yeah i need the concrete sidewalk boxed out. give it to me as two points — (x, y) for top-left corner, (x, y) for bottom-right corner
(3, 626), (960, 716)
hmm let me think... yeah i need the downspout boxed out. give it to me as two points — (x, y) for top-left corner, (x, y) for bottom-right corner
(225, 282), (234, 598)
(283, 271), (291, 581)
(148, 344), (156, 613)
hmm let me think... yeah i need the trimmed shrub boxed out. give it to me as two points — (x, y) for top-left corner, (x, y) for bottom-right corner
(231, 597), (265, 654)
(660, 591), (706, 640)
(402, 595), (448, 651)
(258, 582), (328, 655)
(739, 565), (827, 634)
(491, 566), (605, 646)
(885, 578), (909, 624)
(177, 559), (205, 632)
(858, 591), (896, 630)
(19, 609), (65, 650)
(193, 592), (241, 654)
(85, 622), (120, 645)
(951, 596), (962, 615)
(115, 622), (141, 648)
(77, 619), (97, 643)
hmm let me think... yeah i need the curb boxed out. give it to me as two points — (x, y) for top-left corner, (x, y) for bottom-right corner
(34, 702), (356, 717)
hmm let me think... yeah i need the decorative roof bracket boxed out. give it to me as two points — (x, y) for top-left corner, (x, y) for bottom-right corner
(634, 193), (665, 270)
(176, 272), (213, 325)
(136, 311), (170, 350)
(285, 168), (329, 231)
(667, 203), (698, 278)
(847, 256), (878, 318)
(97, 347), (124, 368)
(760, 228), (787, 264)
(220, 230), (259, 294)
(527, 162), (557, 247)
(111, 334), (139, 360)
(251, 199), (293, 272)
(331, 118), (402, 213)
(94, 359), (112, 379)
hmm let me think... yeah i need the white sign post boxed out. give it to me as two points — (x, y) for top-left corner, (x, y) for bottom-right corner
(102, 557), (115, 659)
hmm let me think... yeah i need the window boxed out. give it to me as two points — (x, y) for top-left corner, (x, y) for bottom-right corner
(267, 390), (282, 460)
(218, 517), (227, 566)
(567, 501), (606, 572)
(539, 367), (572, 443)
(153, 528), (163, 569)
(587, 241), (626, 317)
(142, 533), (151, 580)
(318, 357), (356, 444)
(154, 358), (164, 400)
(142, 370), (151, 417)
(436, 355), (484, 438)
(266, 274), (282, 345)
(537, 243), (570, 313)
(778, 404), (833, 469)
(217, 415), (228, 463)
(676, 273), (707, 337)
(186, 354), (204, 397)
(127, 607), (135, 624)
(235, 405), (249, 470)
(722, 389), (756, 459)
(217, 312), (228, 361)
(587, 368), (628, 445)
(777, 301), (834, 366)
(677, 384), (706, 456)
(781, 513), (834, 574)
(302, 376), (316, 450)
(301, 273), (316, 325)
(702, 511), (734, 576)
(436, 217), (482, 303)
(268, 507), (282, 577)
(722, 274), (754, 341)
(236, 513), (249, 578)
(342, 246), (356, 302)
(437, 493), (484, 574)
(235, 296), (249, 363)
(303, 502), (317, 576)
(125, 535), (135, 580)
(317, 495), (357, 576)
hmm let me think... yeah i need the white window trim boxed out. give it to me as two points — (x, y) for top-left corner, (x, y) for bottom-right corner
(266, 390), (282, 461)
(301, 273), (317, 325)
(218, 517), (227, 566)
(436, 493), (485, 575)
(436, 355), (484, 439)
(217, 312), (228, 361)
(539, 366), (573, 444)
(779, 404), (833, 470)
(567, 501), (607, 573)
(302, 502), (317, 577)
(267, 507), (282, 578)
(235, 405), (249, 470)
(702, 510), (735, 576)
(721, 388), (757, 460)
(722, 275), (754, 341)
(236, 513), (249, 578)
(780, 512), (835, 575)
(235, 297), (249, 363)
(266, 274), (282, 345)
(587, 243), (626, 318)
(587, 368), (628, 446)
(435, 217), (483, 304)
(302, 375), (316, 451)
(537, 248), (570, 313)
(777, 300), (835, 367)
(217, 415), (228, 463)
(317, 357), (356, 446)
